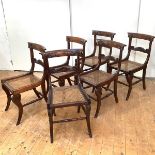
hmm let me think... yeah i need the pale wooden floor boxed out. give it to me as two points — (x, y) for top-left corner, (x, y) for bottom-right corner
(0, 71), (155, 155)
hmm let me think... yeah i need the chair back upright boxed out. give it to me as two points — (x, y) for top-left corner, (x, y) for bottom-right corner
(92, 30), (116, 56)
(97, 39), (126, 80)
(126, 32), (155, 66)
(28, 42), (46, 74)
(66, 36), (87, 67)
(42, 49), (84, 88)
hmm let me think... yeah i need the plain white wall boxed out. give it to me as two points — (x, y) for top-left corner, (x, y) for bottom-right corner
(71, 0), (140, 59)
(1, 0), (155, 77)
(138, 0), (155, 77)
(0, 1), (13, 70)
(3, 0), (71, 70)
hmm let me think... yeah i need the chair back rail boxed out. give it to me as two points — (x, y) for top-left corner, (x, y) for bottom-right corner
(98, 39), (126, 82)
(126, 33), (155, 63)
(28, 42), (46, 73)
(109, 32), (155, 100)
(1, 42), (46, 125)
(92, 30), (116, 56)
(41, 49), (84, 83)
(66, 36), (87, 65)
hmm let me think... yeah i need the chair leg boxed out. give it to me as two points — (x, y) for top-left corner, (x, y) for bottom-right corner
(77, 81), (84, 113)
(33, 88), (41, 98)
(107, 64), (112, 73)
(92, 87), (95, 93)
(125, 73), (133, 100)
(53, 109), (56, 116)
(77, 106), (81, 113)
(48, 109), (54, 143)
(114, 79), (118, 103)
(46, 77), (49, 93)
(94, 87), (102, 118)
(43, 80), (56, 116)
(41, 80), (47, 102)
(2, 85), (11, 111)
(58, 79), (65, 87)
(106, 65), (112, 89)
(74, 75), (78, 85)
(85, 104), (92, 138)
(67, 78), (72, 86)
(142, 68), (146, 90)
(12, 94), (23, 125)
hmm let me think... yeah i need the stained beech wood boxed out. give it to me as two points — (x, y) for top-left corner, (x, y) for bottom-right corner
(41, 49), (92, 143)
(49, 36), (86, 87)
(83, 30), (116, 71)
(110, 32), (155, 100)
(80, 40), (126, 117)
(1, 42), (46, 125)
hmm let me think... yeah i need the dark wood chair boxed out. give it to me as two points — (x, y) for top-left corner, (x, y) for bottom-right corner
(83, 30), (116, 71)
(50, 36), (87, 86)
(41, 49), (92, 143)
(1, 42), (46, 125)
(109, 32), (155, 100)
(80, 40), (126, 118)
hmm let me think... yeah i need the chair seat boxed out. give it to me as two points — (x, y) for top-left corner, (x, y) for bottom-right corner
(52, 71), (75, 79)
(51, 65), (76, 79)
(80, 70), (113, 86)
(53, 85), (87, 107)
(84, 56), (107, 67)
(111, 60), (142, 72)
(2, 74), (41, 94)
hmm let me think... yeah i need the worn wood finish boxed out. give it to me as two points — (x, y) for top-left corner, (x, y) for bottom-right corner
(83, 30), (116, 71)
(1, 43), (46, 125)
(128, 32), (155, 40)
(110, 32), (155, 100)
(1, 71), (155, 154)
(41, 49), (92, 143)
(80, 40), (126, 118)
(50, 36), (86, 87)
(66, 36), (87, 45)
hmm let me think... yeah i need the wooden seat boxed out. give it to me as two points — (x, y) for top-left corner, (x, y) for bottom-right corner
(109, 32), (155, 100)
(83, 30), (116, 71)
(80, 40), (126, 118)
(50, 36), (86, 86)
(1, 42), (46, 125)
(41, 49), (92, 143)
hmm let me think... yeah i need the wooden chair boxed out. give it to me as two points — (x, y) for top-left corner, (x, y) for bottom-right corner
(80, 40), (126, 118)
(109, 32), (155, 100)
(83, 30), (116, 71)
(1, 42), (46, 125)
(41, 49), (92, 143)
(50, 36), (87, 86)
